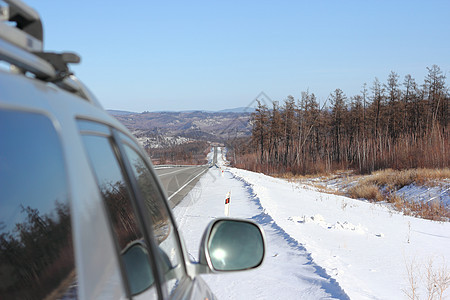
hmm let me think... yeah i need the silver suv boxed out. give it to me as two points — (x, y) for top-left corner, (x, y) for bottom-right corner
(0, 1), (265, 299)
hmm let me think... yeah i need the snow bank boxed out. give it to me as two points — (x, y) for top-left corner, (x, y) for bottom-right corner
(229, 166), (450, 299)
(174, 147), (450, 299)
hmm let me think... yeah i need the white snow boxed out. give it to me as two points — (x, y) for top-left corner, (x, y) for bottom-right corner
(296, 172), (450, 208)
(397, 183), (450, 206)
(173, 148), (450, 299)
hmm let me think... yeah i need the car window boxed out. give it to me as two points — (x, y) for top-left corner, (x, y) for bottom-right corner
(0, 109), (77, 299)
(121, 137), (185, 295)
(81, 134), (158, 298)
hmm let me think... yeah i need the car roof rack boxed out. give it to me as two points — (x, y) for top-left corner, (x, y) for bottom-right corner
(0, 0), (99, 104)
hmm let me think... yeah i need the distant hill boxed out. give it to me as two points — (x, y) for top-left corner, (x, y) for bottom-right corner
(108, 107), (256, 114)
(111, 110), (252, 147)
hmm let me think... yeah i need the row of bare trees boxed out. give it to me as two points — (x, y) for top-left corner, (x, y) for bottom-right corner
(230, 65), (449, 174)
(148, 141), (210, 165)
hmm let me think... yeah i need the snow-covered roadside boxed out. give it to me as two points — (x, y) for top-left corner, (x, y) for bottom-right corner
(174, 149), (348, 299)
(297, 172), (450, 207)
(174, 147), (450, 299)
(229, 168), (450, 299)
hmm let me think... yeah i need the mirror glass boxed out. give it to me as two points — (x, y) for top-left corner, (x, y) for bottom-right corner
(207, 220), (264, 271)
(122, 242), (154, 295)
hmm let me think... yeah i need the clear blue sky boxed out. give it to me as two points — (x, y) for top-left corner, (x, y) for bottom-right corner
(27, 0), (450, 112)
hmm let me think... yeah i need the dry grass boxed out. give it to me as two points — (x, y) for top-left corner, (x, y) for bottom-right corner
(348, 184), (383, 201)
(273, 172), (307, 179)
(273, 171), (333, 180)
(390, 194), (405, 211)
(387, 195), (450, 222)
(415, 168), (450, 185)
(360, 168), (450, 189)
(311, 184), (346, 196)
(277, 171), (350, 196)
(404, 257), (450, 300)
(413, 201), (449, 221)
(347, 185), (449, 222)
(347, 168), (449, 221)
(273, 167), (449, 221)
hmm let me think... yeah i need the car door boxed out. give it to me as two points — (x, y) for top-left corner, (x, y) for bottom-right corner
(114, 130), (216, 300)
(0, 109), (78, 299)
(78, 119), (203, 299)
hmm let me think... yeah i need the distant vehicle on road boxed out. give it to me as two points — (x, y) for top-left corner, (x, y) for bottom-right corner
(0, 1), (265, 299)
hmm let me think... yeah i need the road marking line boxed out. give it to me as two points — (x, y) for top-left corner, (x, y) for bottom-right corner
(158, 166), (198, 177)
(168, 167), (208, 200)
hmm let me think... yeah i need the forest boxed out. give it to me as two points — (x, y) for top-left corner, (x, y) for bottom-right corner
(148, 141), (210, 165)
(228, 65), (449, 175)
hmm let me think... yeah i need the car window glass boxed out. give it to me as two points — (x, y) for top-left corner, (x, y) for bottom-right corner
(77, 119), (110, 135)
(0, 110), (77, 299)
(118, 131), (137, 148)
(122, 144), (184, 294)
(81, 135), (157, 298)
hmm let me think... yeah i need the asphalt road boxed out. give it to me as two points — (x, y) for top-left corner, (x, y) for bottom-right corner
(154, 147), (218, 208)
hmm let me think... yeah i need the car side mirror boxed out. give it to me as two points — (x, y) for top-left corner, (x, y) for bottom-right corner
(199, 219), (265, 272)
(121, 241), (175, 295)
(121, 241), (154, 295)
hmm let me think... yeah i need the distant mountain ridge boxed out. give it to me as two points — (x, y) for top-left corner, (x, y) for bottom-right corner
(109, 109), (252, 145)
(107, 106), (255, 115)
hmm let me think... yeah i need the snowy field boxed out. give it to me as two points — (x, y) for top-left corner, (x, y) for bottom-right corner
(295, 172), (450, 208)
(173, 148), (450, 299)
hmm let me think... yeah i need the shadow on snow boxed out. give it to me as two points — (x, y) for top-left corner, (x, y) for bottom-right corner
(232, 173), (350, 300)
